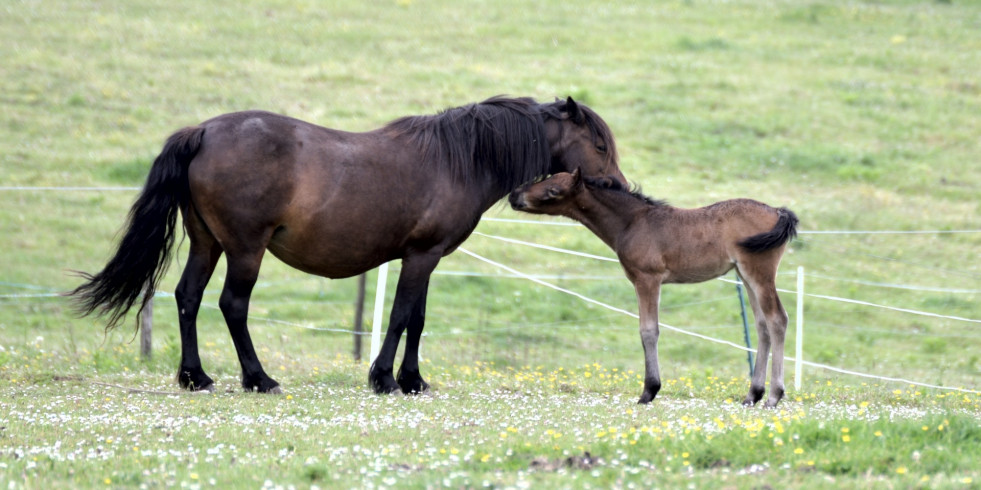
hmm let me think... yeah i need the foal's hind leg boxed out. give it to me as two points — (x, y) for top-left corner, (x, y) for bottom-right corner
(740, 271), (788, 408)
(220, 248), (281, 393)
(739, 278), (771, 406)
(758, 285), (788, 408)
(175, 210), (223, 391)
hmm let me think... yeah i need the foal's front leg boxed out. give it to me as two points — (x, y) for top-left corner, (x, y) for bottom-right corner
(633, 275), (663, 404)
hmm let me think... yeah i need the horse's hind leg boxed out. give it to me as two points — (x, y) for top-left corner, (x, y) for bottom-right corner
(220, 247), (281, 393)
(175, 211), (223, 391)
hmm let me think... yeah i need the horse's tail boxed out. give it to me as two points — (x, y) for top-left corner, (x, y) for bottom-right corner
(68, 126), (205, 331)
(738, 207), (799, 253)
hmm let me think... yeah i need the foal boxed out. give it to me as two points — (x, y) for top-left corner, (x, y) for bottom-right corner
(510, 170), (798, 407)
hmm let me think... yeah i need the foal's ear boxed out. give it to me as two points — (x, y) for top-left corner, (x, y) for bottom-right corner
(565, 96), (585, 125)
(571, 167), (584, 189)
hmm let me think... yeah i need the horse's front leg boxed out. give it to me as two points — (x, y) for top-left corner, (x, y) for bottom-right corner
(633, 275), (663, 404)
(369, 252), (441, 395)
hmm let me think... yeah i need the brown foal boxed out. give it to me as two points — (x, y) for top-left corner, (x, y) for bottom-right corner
(510, 169), (798, 407)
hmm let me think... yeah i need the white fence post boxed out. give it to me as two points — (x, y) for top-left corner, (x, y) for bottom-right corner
(795, 266), (804, 391)
(369, 262), (389, 363)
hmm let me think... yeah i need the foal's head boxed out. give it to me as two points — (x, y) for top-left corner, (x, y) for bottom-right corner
(509, 169), (585, 214)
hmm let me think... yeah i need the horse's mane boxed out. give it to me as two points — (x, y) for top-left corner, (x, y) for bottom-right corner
(583, 176), (669, 208)
(383, 96), (551, 193)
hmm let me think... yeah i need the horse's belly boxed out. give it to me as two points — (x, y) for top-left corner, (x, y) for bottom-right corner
(266, 228), (396, 280)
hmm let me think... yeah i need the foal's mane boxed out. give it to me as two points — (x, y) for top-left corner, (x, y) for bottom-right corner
(583, 176), (669, 208)
(383, 96), (552, 192)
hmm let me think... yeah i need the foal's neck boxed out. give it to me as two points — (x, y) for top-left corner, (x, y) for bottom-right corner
(570, 185), (652, 249)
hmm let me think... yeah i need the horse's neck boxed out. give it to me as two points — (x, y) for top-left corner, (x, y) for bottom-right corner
(571, 187), (648, 249)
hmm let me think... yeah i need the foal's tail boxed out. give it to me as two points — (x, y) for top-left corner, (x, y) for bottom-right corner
(68, 126), (205, 331)
(738, 207), (799, 253)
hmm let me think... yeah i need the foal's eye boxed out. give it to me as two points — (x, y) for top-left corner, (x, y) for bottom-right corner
(545, 187), (561, 199)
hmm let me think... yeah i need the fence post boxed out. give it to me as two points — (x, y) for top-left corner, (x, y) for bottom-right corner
(353, 273), (366, 362)
(369, 262), (389, 364)
(140, 295), (153, 360)
(795, 266), (804, 391)
(735, 276), (754, 377)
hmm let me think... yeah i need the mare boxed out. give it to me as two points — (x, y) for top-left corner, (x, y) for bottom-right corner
(70, 96), (626, 394)
(509, 169), (798, 407)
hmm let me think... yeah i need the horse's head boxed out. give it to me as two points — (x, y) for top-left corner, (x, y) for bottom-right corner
(509, 168), (585, 214)
(540, 97), (627, 187)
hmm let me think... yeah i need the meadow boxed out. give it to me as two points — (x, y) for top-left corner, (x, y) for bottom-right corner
(1, 0), (979, 488)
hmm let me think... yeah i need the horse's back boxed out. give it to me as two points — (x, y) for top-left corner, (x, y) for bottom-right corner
(182, 110), (476, 278)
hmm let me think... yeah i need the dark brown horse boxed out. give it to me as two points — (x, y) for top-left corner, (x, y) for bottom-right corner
(510, 169), (798, 407)
(70, 96), (626, 394)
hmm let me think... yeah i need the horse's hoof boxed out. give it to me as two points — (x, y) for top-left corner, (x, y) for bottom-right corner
(178, 369), (214, 392)
(192, 383), (215, 394)
(399, 379), (430, 395)
(370, 375), (401, 394)
(397, 368), (430, 394)
(370, 364), (402, 394)
(267, 386), (283, 395)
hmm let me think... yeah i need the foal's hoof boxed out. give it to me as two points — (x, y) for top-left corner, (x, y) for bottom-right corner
(743, 386), (765, 406)
(637, 392), (656, 404)
(763, 394), (784, 408)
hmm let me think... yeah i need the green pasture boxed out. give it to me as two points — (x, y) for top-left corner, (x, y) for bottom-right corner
(1, 0), (979, 488)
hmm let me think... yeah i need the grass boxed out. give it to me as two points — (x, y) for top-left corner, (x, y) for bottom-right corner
(1, 0), (980, 487)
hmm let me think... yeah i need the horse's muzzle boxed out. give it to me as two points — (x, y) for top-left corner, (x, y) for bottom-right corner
(508, 191), (527, 211)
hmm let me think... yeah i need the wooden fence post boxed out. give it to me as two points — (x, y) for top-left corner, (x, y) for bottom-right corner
(140, 295), (153, 359)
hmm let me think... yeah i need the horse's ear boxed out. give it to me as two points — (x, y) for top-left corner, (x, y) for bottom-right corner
(566, 96), (585, 125)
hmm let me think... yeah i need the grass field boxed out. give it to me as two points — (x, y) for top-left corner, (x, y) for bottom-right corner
(2, 0), (979, 488)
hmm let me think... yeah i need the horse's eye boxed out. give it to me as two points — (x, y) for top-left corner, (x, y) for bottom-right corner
(596, 144), (607, 153)
(545, 187), (561, 199)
